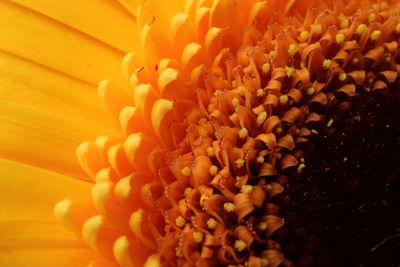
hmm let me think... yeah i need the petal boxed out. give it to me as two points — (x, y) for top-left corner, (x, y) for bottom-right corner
(0, 51), (117, 179)
(0, 159), (93, 221)
(0, 0), (126, 85)
(7, 0), (139, 53)
(0, 159), (96, 266)
(0, 220), (97, 267)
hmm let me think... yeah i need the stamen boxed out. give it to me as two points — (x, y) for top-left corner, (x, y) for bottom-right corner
(335, 33), (345, 44)
(306, 87), (315, 95)
(370, 30), (381, 41)
(257, 89), (265, 97)
(339, 73), (347, 81)
(340, 18), (349, 29)
(238, 85), (246, 96)
(234, 240), (247, 252)
(176, 216), (186, 227)
(238, 128), (248, 138)
(279, 95), (289, 104)
(224, 202), (235, 212)
(236, 158), (245, 168)
(181, 166), (191, 176)
(241, 185), (253, 194)
(232, 97), (240, 106)
(261, 258), (270, 266)
(368, 13), (376, 22)
(207, 146), (215, 157)
(257, 112), (267, 125)
(298, 30), (309, 42)
(193, 231), (204, 243)
(356, 24), (368, 35)
(322, 59), (332, 69)
(297, 163), (306, 173)
(262, 63), (270, 73)
(259, 222), (267, 231)
(288, 43), (299, 56)
(256, 156), (265, 164)
(207, 218), (217, 229)
(312, 24), (322, 34)
(209, 165), (218, 176)
(285, 66), (295, 77)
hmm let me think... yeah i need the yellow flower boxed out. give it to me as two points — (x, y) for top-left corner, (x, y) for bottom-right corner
(1, 0), (400, 266)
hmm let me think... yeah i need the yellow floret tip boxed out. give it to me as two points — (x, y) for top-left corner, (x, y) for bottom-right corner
(285, 66), (295, 77)
(175, 216), (186, 227)
(335, 33), (345, 44)
(235, 158), (245, 168)
(193, 231), (204, 243)
(298, 30), (309, 43)
(288, 43), (299, 56)
(340, 19), (349, 29)
(370, 30), (381, 41)
(339, 73), (347, 81)
(207, 218), (217, 229)
(238, 128), (248, 138)
(234, 240), (247, 252)
(232, 97), (240, 106)
(279, 95), (289, 105)
(262, 63), (270, 73)
(181, 166), (191, 176)
(206, 146), (214, 157)
(322, 59), (332, 69)
(209, 165), (218, 176)
(238, 85), (246, 96)
(368, 13), (376, 22)
(241, 185), (253, 194)
(257, 112), (267, 125)
(356, 24), (368, 35)
(224, 202), (235, 212)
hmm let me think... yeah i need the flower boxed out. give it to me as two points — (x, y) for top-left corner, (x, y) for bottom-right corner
(1, 0), (400, 266)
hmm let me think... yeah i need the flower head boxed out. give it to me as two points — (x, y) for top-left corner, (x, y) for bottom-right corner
(2, 0), (400, 266)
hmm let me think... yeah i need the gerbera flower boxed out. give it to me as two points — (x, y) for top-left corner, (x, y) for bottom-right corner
(1, 0), (400, 266)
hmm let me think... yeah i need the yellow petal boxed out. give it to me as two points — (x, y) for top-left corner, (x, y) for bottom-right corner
(0, 220), (97, 267)
(0, 51), (116, 179)
(7, 0), (139, 53)
(0, 0), (126, 85)
(0, 159), (92, 221)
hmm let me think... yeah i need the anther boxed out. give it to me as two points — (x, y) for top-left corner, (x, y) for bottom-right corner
(335, 33), (345, 44)
(232, 97), (240, 107)
(306, 87), (315, 95)
(297, 163), (306, 173)
(207, 218), (217, 229)
(206, 146), (214, 157)
(237, 85), (246, 96)
(257, 112), (267, 125)
(241, 185), (253, 194)
(214, 90), (223, 97)
(262, 63), (270, 73)
(224, 202), (235, 212)
(261, 258), (270, 267)
(327, 118), (334, 127)
(175, 216), (186, 227)
(234, 240), (247, 252)
(209, 165), (218, 176)
(298, 30), (309, 43)
(368, 13), (376, 22)
(184, 187), (192, 196)
(288, 43), (299, 56)
(193, 232), (204, 243)
(200, 194), (208, 206)
(181, 166), (191, 176)
(322, 59), (332, 69)
(285, 66), (295, 77)
(312, 24), (322, 34)
(238, 128), (248, 138)
(370, 30), (381, 41)
(256, 156), (264, 164)
(235, 158), (245, 168)
(340, 19), (349, 29)
(356, 24), (368, 35)
(339, 73), (347, 81)
(257, 89), (265, 97)
(279, 95), (289, 105)
(258, 222), (267, 231)
(269, 50), (277, 57)
(396, 23), (400, 33)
